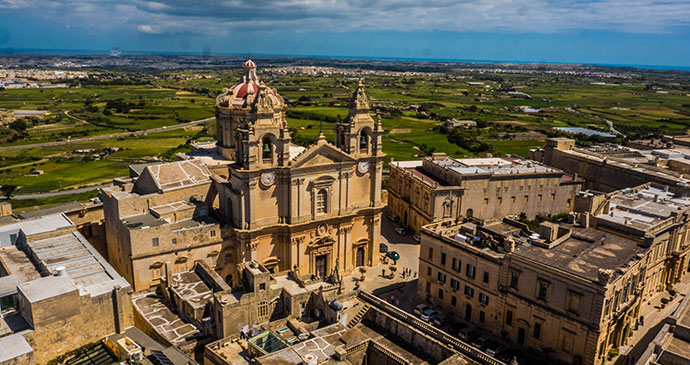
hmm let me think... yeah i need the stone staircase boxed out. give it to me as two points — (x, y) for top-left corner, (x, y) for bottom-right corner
(348, 304), (371, 328)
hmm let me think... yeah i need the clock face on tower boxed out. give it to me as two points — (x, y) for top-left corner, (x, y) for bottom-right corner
(357, 160), (370, 174)
(260, 171), (276, 186)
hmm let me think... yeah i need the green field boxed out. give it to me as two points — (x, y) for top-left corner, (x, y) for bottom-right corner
(0, 123), (211, 194)
(2, 66), (690, 209)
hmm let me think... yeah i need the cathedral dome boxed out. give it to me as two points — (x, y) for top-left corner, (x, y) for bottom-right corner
(215, 59), (283, 109)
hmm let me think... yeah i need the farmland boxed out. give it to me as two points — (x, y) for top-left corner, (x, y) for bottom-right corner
(2, 61), (690, 209)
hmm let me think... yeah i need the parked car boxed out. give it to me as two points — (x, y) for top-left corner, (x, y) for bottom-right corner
(449, 322), (468, 337)
(421, 308), (441, 322)
(413, 234), (421, 243)
(388, 213), (399, 222)
(386, 251), (400, 261)
(379, 243), (389, 253)
(486, 342), (508, 357)
(433, 313), (451, 327)
(414, 304), (431, 317)
(496, 348), (524, 363)
(458, 327), (477, 342)
(413, 304), (431, 317)
(395, 227), (406, 236)
(471, 336), (489, 349)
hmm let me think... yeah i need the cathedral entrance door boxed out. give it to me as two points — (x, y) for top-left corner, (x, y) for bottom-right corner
(356, 247), (364, 267)
(315, 255), (327, 278)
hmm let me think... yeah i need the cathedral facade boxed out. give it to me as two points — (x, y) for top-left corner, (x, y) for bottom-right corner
(214, 60), (385, 286)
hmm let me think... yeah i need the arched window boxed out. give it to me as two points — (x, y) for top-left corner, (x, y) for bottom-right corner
(466, 209), (473, 218)
(359, 130), (368, 152)
(316, 189), (327, 214)
(262, 137), (273, 162)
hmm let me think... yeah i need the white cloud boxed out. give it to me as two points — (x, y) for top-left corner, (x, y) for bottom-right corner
(137, 24), (160, 34)
(4, 0), (690, 36)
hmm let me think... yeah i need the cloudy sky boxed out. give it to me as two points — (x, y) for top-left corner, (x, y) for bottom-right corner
(1, 0), (690, 67)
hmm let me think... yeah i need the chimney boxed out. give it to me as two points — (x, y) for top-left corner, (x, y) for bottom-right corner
(538, 222), (558, 243)
(580, 213), (591, 228)
(112, 285), (126, 334)
(165, 261), (174, 288)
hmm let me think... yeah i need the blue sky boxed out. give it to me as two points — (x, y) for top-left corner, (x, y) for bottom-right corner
(1, 0), (690, 67)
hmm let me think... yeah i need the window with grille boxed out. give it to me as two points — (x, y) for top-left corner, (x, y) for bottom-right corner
(510, 271), (519, 289)
(479, 292), (489, 305)
(452, 258), (461, 272)
(466, 264), (476, 279)
(258, 301), (268, 318)
(316, 189), (327, 214)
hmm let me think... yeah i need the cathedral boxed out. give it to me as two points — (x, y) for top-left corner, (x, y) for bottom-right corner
(213, 60), (385, 286)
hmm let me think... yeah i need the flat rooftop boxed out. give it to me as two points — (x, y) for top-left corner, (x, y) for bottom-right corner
(26, 231), (129, 296)
(0, 213), (74, 247)
(446, 157), (560, 176)
(0, 246), (41, 282)
(395, 156), (563, 189)
(170, 271), (213, 309)
(258, 319), (435, 365)
(0, 332), (33, 363)
(514, 223), (646, 282)
(19, 275), (78, 303)
(596, 186), (690, 231)
(132, 293), (201, 346)
(561, 147), (690, 185)
(122, 212), (217, 231)
(122, 212), (167, 229)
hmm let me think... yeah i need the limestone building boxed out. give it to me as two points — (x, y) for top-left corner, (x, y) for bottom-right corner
(531, 137), (690, 196)
(100, 159), (223, 291)
(388, 153), (582, 235)
(0, 213), (133, 364)
(212, 61), (385, 286)
(417, 183), (690, 364)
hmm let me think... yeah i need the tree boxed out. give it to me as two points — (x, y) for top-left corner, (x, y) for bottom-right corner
(1, 185), (17, 199)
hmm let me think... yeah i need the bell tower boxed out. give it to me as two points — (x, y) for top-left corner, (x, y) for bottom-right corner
(234, 83), (292, 170)
(335, 80), (383, 157)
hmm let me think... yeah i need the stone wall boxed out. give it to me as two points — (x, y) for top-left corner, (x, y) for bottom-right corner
(20, 287), (133, 364)
(365, 308), (456, 364)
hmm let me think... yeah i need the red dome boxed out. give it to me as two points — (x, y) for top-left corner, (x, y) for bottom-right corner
(243, 59), (256, 68)
(232, 82), (259, 99)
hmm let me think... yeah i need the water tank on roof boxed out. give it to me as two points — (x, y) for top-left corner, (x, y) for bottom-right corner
(54, 266), (67, 276)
